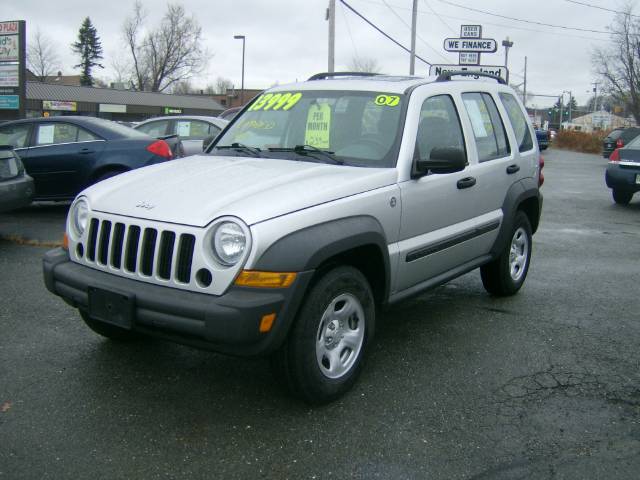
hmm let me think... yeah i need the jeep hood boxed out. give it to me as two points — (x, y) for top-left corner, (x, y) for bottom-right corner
(84, 155), (397, 227)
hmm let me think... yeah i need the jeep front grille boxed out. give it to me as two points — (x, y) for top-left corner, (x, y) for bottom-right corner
(85, 217), (195, 284)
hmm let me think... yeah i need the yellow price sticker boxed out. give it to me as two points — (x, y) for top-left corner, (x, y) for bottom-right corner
(304, 103), (332, 149)
(249, 92), (302, 111)
(374, 94), (400, 107)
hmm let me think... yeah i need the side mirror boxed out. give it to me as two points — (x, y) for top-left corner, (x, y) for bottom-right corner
(414, 147), (467, 176)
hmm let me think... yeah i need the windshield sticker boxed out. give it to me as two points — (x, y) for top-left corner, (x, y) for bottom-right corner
(304, 103), (331, 149)
(249, 92), (302, 111)
(374, 94), (400, 107)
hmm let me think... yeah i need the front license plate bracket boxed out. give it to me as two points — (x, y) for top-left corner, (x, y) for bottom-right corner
(88, 287), (134, 329)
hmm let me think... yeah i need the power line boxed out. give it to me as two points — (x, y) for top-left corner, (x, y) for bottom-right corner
(340, 1), (360, 60)
(380, 0), (451, 63)
(423, 0), (456, 34)
(436, 0), (610, 34)
(339, 0), (433, 65)
(563, 0), (640, 18)
(353, 0), (611, 42)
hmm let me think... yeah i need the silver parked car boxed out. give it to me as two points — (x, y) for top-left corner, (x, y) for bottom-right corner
(134, 116), (228, 156)
(44, 71), (543, 404)
(0, 145), (34, 212)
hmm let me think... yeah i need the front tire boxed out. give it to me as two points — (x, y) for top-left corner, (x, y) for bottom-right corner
(612, 189), (633, 205)
(481, 211), (532, 296)
(79, 310), (140, 341)
(271, 266), (375, 405)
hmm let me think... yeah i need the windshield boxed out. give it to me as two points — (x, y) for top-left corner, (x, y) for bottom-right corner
(210, 90), (405, 167)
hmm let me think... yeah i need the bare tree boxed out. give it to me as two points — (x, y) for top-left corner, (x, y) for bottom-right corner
(27, 29), (60, 81)
(123, 1), (208, 92)
(348, 56), (381, 73)
(592, 3), (640, 123)
(214, 76), (233, 94)
(172, 79), (194, 94)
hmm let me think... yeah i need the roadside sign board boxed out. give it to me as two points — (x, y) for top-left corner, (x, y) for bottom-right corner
(0, 94), (19, 109)
(443, 38), (497, 53)
(0, 34), (19, 61)
(43, 100), (77, 111)
(0, 64), (18, 86)
(429, 64), (507, 80)
(459, 52), (480, 65)
(461, 25), (482, 38)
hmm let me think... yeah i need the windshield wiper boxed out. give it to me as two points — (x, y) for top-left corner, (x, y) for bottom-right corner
(215, 142), (262, 157)
(268, 145), (343, 165)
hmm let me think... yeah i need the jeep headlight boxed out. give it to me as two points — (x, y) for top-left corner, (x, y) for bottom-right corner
(70, 198), (89, 238)
(212, 221), (247, 266)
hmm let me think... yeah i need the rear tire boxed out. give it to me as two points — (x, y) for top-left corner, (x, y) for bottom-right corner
(271, 266), (375, 405)
(612, 189), (633, 205)
(481, 211), (532, 296)
(80, 310), (140, 341)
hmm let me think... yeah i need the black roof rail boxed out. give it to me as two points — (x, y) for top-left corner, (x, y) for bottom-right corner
(307, 72), (381, 81)
(435, 70), (506, 85)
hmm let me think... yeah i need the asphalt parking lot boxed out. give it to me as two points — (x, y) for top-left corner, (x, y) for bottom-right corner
(1, 148), (639, 479)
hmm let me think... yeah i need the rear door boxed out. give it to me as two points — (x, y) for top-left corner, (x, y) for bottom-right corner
(19, 122), (105, 199)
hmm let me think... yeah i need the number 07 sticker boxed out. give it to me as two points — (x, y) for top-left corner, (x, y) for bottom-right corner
(249, 92), (303, 111)
(374, 94), (400, 106)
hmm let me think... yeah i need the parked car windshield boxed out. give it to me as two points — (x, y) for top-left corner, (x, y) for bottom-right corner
(211, 90), (405, 167)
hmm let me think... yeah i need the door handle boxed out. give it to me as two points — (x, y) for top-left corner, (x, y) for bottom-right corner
(506, 164), (520, 174)
(457, 177), (476, 189)
(79, 148), (95, 154)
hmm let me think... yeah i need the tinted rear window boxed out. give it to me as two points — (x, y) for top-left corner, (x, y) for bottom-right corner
(606, 130), (623, 140)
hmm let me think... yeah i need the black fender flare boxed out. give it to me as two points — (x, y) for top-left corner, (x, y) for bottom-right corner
(254, 215), (391, 300)
(490, 178), (543, 258)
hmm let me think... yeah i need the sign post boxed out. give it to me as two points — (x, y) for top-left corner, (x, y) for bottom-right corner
(0, 20), (25, 119)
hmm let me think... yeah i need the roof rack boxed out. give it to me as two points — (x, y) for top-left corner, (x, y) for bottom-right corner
(307, 72), (381, 81)
(435, 70), (506, 85)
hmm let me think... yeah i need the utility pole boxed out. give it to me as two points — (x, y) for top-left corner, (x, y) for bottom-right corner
(523, 56), (527, 108)
(327, 0), (335, 73)
(568, 91), (572, 124)
(410, 0), (417, 75)
(591, 81), (599, 112)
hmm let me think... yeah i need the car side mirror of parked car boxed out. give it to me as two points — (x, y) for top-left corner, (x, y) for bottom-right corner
(413, 147), (468, 177)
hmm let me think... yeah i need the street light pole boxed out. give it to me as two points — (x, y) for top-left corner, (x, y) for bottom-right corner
(502, 37), (513, 84)
(234, 35), (246, 105)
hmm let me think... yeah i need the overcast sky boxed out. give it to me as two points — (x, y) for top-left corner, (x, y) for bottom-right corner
(5, 0), (625, 108)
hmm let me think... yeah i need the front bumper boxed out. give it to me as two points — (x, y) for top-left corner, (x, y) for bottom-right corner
(0, 174), (34, 212)
(43, 248), (313, 356)
(605, 163), (640, 193)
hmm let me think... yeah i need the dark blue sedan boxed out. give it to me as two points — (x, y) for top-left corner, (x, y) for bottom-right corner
(0, 116), (174, 200)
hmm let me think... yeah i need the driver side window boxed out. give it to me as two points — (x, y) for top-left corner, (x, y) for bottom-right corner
(415, 95), (465, 162)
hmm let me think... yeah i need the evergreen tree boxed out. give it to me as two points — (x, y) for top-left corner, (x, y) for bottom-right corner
(72, 17), (103, 86)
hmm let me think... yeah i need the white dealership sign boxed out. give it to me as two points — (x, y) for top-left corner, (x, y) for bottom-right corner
(429, 64), (507, 80)
(443, 37), (497, 53)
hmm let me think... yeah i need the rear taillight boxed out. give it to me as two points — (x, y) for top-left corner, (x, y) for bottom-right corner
(146, 140), (173, 159)
(616, 138), (624, 148)
(538, 155), (545, 187)
(609, 148), (620, 163)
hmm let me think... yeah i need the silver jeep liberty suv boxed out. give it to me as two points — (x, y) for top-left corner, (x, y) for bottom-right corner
(44, 71), (543, 404)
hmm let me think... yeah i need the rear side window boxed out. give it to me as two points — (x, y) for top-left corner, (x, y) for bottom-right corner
(35, 123), (100, 146)
(462, 92), (510, 161)
(137, 120), (170, 137)
(499, 93), (533, 152)
(0, 123), (31, 148)
(414, 94), (465, 162)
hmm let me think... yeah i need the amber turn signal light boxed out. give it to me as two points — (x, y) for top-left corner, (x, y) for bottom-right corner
(62, 233), (69, 250)
(259, 313), (276, 333)
(235, 270), (297, 288)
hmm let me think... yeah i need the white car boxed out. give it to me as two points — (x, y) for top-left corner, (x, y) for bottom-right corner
(135, 116), (228, 156)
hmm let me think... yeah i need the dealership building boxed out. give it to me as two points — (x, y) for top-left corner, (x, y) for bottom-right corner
(4, 81), (225, 122)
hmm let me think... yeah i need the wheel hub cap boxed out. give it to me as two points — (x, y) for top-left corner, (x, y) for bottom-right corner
(315, 293), (365, 379)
